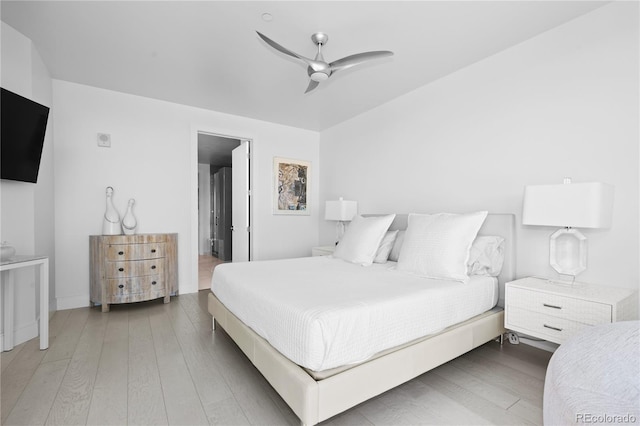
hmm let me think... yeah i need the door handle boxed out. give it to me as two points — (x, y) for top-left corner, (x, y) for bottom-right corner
(230, 226), (235, 231)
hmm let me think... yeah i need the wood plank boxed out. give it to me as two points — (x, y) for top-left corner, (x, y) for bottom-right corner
(3, 359), (70, 425)
(205, 396), (251, 425)
(322, 408), (374, 426)
(427, 362), (520, 409)
(128, 309), (168, 426)
(148, 306), (208, 425)
(45, 309), (108, 425)
(42, 308), (90, 363)
(164, 300), (236, 413)
(398, 379), (493, 425)
(202, 323), (296, 425)
(1, 341), (26, 373)
(86, 310), (129, 425)
(420, 369), (535, 425)
(507, 399), (544, 426)
(475, 343), (551, 380)
(1, 339), (49, 423)
(47, 309), (73, 340)
(450, 351), (545, 408)
(175, 292), (211, 331)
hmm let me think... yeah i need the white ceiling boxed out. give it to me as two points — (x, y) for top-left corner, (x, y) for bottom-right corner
(1, 1), (606, 131)
(198, 133), (240, 166)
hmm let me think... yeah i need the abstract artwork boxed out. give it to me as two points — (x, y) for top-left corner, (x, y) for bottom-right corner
(274, 157), (310, 215)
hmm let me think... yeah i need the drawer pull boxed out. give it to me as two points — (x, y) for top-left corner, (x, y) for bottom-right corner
(151, 265), (157, 270)
(118, 284), (124, 289)
(118, 267), (124, 272)
(151, 281), (157, 285)
(118, 251), (124, 255)
(543, 303), (562, 310)
(544, 324), (563, 332)
(151, 249), (156, 253)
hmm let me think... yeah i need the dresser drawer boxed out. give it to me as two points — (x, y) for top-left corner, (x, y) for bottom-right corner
(106, 275), (165, 298)
(105, 259), (165, 278)
(506, 306), (597, 344)
(507, 287), (611, 325)
(106, 243), (165, 261)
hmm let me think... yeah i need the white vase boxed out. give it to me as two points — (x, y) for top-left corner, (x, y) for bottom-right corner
(102, 186), (122, 235)
(122, 198), (137, 235)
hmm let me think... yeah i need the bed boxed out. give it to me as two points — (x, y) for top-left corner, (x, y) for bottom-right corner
(208, 213), (515, 425)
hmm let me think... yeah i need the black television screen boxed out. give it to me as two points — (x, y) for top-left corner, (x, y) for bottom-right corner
(1, 88), (50, 183)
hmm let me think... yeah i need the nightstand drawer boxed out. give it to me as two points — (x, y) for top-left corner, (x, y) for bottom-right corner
(506, 306), (592, 344)
(507, 286), (611, 325)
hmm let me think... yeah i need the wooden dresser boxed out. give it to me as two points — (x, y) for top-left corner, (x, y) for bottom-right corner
(90, 233), (178, 312)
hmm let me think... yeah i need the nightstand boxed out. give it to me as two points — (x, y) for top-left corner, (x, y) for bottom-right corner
(311, 245), (336, 256)
(505, 277), (638, 344)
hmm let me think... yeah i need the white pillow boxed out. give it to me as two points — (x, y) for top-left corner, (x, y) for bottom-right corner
(373, 230), (399, 263)
(397, 211), (488, 281)
(467, 236), (505, 277)
(388, 230), (405, 262)
(333, 214), (396, 266)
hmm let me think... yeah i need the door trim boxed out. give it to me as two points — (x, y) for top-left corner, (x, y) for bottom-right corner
(190, 126), (253, 295)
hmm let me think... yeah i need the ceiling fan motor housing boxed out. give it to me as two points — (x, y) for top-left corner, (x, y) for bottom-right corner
(308, 68), (330, 81)
(311, 32), (329, 46)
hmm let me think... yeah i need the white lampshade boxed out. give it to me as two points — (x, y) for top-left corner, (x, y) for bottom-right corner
(523, 181), (614, 229)
(325, 198), (357, 221)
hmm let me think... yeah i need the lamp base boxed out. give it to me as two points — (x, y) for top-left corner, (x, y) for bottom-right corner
(549, 227), (587, 276)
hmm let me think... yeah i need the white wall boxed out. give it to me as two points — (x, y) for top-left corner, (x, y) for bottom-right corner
(53, 80), (319, 308)
(0, 22), (55, 347)
(320, 3), (639, 290)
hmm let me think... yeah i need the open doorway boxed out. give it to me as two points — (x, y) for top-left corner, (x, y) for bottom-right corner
(197, 133), (247, 290)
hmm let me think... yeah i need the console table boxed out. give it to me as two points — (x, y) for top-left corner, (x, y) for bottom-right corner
(0, 255), (49, 351)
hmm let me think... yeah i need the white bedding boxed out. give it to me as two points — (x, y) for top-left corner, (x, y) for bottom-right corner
(211, 256), (498, 371)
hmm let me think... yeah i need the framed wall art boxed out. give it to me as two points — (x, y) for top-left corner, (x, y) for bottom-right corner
(273, 157), (310, 215)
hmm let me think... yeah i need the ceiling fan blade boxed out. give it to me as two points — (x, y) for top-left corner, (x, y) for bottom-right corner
(330, 51), (394, 73)
(304, 80), (319, 94)
(256, 31), (320, 69)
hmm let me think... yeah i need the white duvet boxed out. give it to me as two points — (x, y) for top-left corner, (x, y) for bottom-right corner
(212, 256), (497, 371)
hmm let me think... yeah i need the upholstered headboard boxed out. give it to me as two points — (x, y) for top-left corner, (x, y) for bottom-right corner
(365, 213), (516, 307)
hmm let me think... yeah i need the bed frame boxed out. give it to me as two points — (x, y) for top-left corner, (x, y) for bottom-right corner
(208, 213), (515, 425)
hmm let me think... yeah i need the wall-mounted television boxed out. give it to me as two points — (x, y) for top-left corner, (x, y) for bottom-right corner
(1, 88), (50, 183)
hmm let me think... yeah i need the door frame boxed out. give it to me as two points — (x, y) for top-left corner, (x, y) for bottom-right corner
(190, 126), (253, 294)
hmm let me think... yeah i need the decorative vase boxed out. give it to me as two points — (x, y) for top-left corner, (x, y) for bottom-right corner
(0, 242), (16, 261)
(122, 198), (138, 235)
(102, 186), (122, 235)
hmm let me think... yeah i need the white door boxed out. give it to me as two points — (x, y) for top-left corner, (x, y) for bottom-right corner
(231, 141), (250, 262)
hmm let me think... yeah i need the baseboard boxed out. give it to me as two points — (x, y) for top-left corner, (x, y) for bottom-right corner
(56, 294), (90, 310)
(0, 320), (39, 351)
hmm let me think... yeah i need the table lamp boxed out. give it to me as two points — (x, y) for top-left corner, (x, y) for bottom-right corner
(325, 197), (357, 244)
(522, 178), (613, 276)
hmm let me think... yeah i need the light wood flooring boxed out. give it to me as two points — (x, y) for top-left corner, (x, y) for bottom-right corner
(1, 291), (553, 425)
(199, 255), (225, 290)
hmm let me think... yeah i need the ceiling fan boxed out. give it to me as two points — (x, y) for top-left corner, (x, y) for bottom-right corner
(256, 31), (393, 93)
